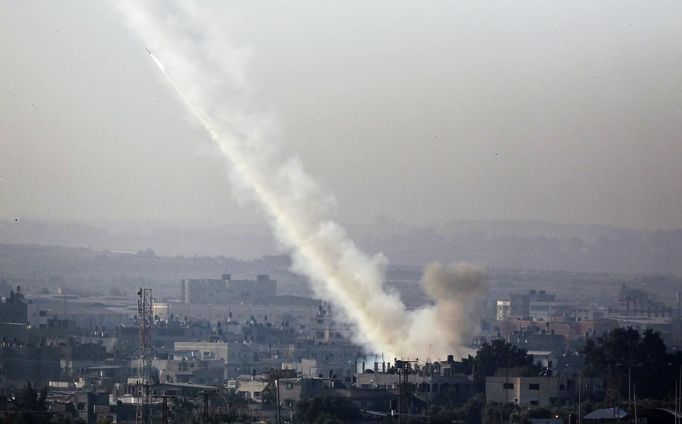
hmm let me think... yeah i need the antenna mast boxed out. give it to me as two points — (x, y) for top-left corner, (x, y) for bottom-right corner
(136, 288), (153, 424)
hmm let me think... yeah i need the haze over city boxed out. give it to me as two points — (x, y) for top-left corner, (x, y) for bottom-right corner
(2, 1), (681, 231)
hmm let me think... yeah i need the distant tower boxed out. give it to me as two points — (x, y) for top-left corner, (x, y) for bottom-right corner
(136, 288), (153, 424)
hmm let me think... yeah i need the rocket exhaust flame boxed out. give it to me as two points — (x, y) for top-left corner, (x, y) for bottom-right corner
(119, 1), (486, 359)
(149, 52), (166, 73)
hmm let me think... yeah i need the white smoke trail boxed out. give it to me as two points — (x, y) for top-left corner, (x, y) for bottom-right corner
(117, 1), (486, 359)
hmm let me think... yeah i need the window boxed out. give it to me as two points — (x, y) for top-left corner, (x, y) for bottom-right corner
(559, 384), (565, 391)
(530, 401), (539, 406)
(529, 384), (540, 391)
(503, 383), (514, 390)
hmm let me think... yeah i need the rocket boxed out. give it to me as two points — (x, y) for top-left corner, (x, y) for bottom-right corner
(144, 46), (167, 73)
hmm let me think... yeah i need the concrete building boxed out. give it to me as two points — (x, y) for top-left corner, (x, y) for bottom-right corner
(173, 341), (229, 361)
(0, 287), (28, 323)
(180, 274), (276, 304)
(497, 300), (511, 321)
(236, 377), (270, 402)
(616, 283), (672, 318)
(485, 367), (602, 407)
(509, 290), (556, 319)
(486, 373), (573, 406)
(282, 358), (318, 377)
(278, 377), (331, 408)
(153, 357), (226, 385)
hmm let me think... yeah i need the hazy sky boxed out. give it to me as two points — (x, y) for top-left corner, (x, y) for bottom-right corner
(1, 1), (681, 230)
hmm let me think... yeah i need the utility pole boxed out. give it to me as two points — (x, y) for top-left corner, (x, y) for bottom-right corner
(202, 391), (209, 423)
(633, 384), (638, 424)
(675, 379), (680, 424)
(162, 395), (169, 424)
(152, 394), (175, 424)
(136, 288), (153, 424)
(628, 365), (631, 415)
(676, 367), (682, 424)
(267, 368), (292, 424)
(395, 359), (417, 424)
(578, 368), (581, 424)
(275, 378), (281, 424)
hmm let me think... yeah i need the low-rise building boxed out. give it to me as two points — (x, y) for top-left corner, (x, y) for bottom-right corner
(486, 374), (573, 406)
(173, 341), (229, 361)
(236, 377), (270, 403)
(485, 368), (603, 407)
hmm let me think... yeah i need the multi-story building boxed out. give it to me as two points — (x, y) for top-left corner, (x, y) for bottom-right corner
(615, 283), (672, 318)
(486, 368), (603, 407)
(180, 274), (276, 304)
(496, 300), (511, 321)
(486, 373), (572, 406)
(509, 290), (556, 319)
(0, 287), (28, 323)
(173, 341), (229, 361)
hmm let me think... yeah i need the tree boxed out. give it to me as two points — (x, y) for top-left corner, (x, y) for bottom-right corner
(581, 327), (672, 400)
(462, 339), (536, 392)
(296, 396), (360, 423)
(14, 382), (47, 412)
(451, 394), (486, 424)
(481, 402), (518, 424)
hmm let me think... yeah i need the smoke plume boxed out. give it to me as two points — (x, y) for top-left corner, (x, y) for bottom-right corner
(116, 1), (486, 359)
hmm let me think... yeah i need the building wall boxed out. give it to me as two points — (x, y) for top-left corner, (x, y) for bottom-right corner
(236, 379), (269, 402)
(486, 375), (572, 407)
(497, 300), (510, 321)
(173, 341), (229, 361)
(0, 301), (27, 323)
(180, 274), (277, 304)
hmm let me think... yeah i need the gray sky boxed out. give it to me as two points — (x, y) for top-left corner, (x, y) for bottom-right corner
(1, 1), (681, 230)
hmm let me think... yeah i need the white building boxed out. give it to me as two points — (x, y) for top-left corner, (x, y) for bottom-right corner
(173, 341), (229, 361)
(486, 374), (573, 406)
(497, 300), (511, 321)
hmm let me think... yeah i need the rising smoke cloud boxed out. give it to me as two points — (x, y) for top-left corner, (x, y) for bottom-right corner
(116, 1), (486, 359)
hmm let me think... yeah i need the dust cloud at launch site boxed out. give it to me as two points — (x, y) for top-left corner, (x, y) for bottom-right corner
(116, 1), (486, 359)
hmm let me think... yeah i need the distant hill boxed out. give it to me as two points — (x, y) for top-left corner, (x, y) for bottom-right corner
(1, 218), (681, 275)
(352, 219), (682, 275)
(0, 219), (276, 259)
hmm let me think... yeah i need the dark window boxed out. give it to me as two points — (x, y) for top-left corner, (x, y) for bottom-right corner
(559, 384), (565, 391)
(529, 383), (540, 390)
(530, 401), (539, 406)
(503, 383), (514, 390)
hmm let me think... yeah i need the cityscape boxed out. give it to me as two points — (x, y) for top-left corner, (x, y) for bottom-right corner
(1, 238), (682, 423)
